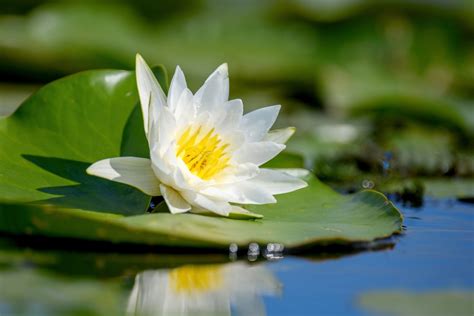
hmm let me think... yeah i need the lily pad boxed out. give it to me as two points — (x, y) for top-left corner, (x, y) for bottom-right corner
(359, 290), (474, 316)
(384, 127), (456, 176)
(423, 178), (474, 199)
(0, 69), (149, 215)
(0, 69), (402, 249)
(0, 175), (402, 249)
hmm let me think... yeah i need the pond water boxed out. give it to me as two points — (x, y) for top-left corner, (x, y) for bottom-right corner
(0, 198), (472, 315)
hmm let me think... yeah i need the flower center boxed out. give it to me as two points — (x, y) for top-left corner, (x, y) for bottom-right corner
(169, 265), (223, 294)
(176, 126), (230, 180)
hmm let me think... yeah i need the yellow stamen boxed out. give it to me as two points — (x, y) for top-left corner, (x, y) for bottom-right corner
(177, 126), (230, 179)
(176, 126), (201, 157)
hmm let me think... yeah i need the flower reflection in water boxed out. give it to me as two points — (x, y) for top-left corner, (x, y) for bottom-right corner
(127, 262), (281, 316)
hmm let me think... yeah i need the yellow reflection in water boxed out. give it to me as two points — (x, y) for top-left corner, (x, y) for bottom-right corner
(169, 265), (223, 294)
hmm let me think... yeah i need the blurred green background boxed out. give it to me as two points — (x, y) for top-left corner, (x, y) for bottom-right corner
(1, 0), (473, 202)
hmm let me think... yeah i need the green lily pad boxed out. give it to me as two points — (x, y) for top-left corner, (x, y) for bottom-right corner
(423, 178), (474, 199)
(384, 127), (456, 176)
(0, 69), (402, 249)
(0, 175), (402, 249)
(0, 69), (149, 215)
(359, 290), (474, 316)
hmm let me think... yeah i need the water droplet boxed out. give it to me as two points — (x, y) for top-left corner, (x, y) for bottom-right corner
(247, 243), (260, 260)
(274, 243), (285, 252)
(248, 242), (259, 253)
(266, 243), (275, 252)
(229, 243), (238, 253)
(262, 243), (285, 260)
(362, 179), (374, 189)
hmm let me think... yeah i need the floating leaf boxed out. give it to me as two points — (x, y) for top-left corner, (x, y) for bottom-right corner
(384, 127), (455, 176)
(423, 178), (474, 199)
(359, 290), (474, 316)
(0, 69), (402, 249)
(0, 69), (149, 215)
(0, 175), (402, 248)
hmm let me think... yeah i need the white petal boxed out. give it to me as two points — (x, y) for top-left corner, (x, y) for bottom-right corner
(248, 168), (308, 195)
(156, 106), (177, 155)
(150, 141), (177, 183)
(174, 88), (196, 128)
(198, 187), (233, 201)
(228, 205), (263, 219)
(147, 107), (176, 167)
(233, 141), (285, 166)
(276, 168), (311, 178)
(146, 113), (159, 154)
(202, 182), (276, 204)
(86, 157), (161, 196)
(173, 158), (206, 190)
(215, 99), (243, 133)
(180, 190), (232, 216)
(136, 54), (167, 136)
(219, 129), (246, 153)
(168, 66), (187, 113)
(193, 111), (212, 129)
(194, 63), (229, 114)
(213, 163), (259, 185)
(240, 105), (281, 142)
(264, 127), (295, 144)
(160, 184), (191, 214)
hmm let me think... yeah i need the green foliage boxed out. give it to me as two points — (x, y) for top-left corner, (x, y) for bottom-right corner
(0, 70), (149, 215)
(0, 269), (125, 315)
(359, 290), (474, 316)
(0, 70), (402, 248)
(0, 176), (402, 248)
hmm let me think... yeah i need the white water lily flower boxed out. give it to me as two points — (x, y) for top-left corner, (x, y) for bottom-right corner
(87, 54), (307, 218)
(126, 263), (281, 316)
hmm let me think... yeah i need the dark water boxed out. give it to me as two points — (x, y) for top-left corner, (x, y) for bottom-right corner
(0, 198), (472, 315)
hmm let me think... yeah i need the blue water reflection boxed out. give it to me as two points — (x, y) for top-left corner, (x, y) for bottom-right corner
(0, 198), (472, 315)
(263, 199), (474, 315)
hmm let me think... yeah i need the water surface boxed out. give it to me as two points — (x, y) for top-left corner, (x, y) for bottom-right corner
(0, 198), (472, 315)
